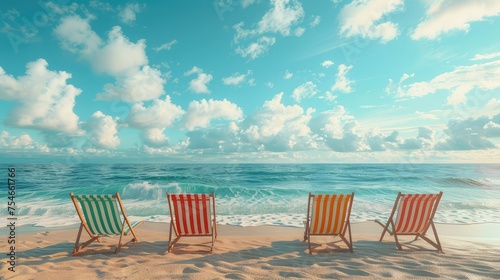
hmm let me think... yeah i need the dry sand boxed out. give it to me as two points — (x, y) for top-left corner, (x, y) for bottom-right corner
(1, 222), (500, 279)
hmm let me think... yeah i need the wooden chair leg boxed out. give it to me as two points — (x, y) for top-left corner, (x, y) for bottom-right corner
(308, 236), (312, 255)
(73, 224), (100, 255)
(210, 233), (215, 253)
(347, 222), (353, 253)
(431, 222), (443, 253)
(115, 221), (127, 254)
(168, 222), (175, 253)
(417, 223), (443, 253)
(393, 232), (403, 251)
(376, 220), (391, 241)
(73, 223), (84, 255)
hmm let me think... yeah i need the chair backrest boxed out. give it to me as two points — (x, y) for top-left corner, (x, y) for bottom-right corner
(394, 192), (442, 234)
(168, 193), (214, 236)
(308, 193), (353, 235)
(72, 194), (123, 235)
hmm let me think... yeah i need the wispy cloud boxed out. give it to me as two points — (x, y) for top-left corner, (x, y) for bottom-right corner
(119, 3), (144, 25)
(292, 81), (318, 103)
(233, 0), (304, 59)
(412, 0), (500, 40)
(154, 40), (178, 52)
(236, 36), (276, 60)
(471, 52), (500, 61)
(222, 70), (252, 86)
(395, 60), (500, 105)
(310, 15), (321, 27)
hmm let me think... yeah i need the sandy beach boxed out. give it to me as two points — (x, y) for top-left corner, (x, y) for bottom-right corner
(2, 222), (499, 279)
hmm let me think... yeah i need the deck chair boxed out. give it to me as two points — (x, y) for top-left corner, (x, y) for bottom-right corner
(304, 193), (354, 254)
(167, 192), (217, 253)
(70, 192), (143, 255)
(375, 192), (443, 253)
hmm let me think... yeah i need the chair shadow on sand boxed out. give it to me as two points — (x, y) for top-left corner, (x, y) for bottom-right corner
(10, 240), (169, 269)
(13, 235), (449, 279)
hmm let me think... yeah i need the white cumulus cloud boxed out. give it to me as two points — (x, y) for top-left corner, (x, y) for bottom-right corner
(184, 66), (213, 94)
(83, 111), (120, 149)
(183, 99), (243, 131)
(321, 60), (334, 68)
(0, 131), (34, 149)
(0, 59), (82, 135)
(97, 65), (165, 102)
(339, 0), (404, 43)
(125, 96), (185, 129)
(292, 81), (318, 103)
(141, 128), (170, 147)
(55, 18), (147, 76)
(119, 3), (144, 25)
(435, 115), (498, 150)
(55, 15), (165, 103)
(234, 0), (305, 40)
(241, 93), (315, 151)
(309, 107), (365, 152)
(233, 0), (304, 59)
(332, 64), (354, 93)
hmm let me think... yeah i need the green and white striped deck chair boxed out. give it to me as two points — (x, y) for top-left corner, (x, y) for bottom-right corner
(70, 192), (143, 255)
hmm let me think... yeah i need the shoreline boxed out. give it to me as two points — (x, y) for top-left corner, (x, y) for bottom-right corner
(5, 221), (500, 240)
(2, 222), (499, 279)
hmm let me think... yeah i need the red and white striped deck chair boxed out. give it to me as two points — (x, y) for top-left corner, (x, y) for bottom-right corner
(376, 192), (443, 252)
(303, 193), (354, 254)
(167, 193), (217, 253)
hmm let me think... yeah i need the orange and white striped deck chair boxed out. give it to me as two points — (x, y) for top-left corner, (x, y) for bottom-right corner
(304, 193), (354, 254)
(167, 192), (217, 253)
(376, 192), (443, 253)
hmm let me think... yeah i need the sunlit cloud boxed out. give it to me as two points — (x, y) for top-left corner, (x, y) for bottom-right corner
(331, 64), (354, 93)
(0, 59), (82, 135)
(118, 3), (144, 25)
(395, 60), (500, 105)
(412, 0), (500, 40)
(339, 0), (404, 43)
(182, 99), (243, 131)
(184, 66), (213, 94)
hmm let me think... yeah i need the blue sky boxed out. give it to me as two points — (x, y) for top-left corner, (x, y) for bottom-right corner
(0, 0), (499, 163)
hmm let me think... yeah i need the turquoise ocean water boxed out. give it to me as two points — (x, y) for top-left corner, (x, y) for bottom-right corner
(3, 164), (499, 229)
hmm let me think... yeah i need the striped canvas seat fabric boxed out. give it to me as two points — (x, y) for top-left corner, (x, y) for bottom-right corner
(376, 191), (443, 252)
(394, 193), (440, 234)
(70, 192), (142, 255)
(170, 194), (213, 236)
(73, 194), (125, 235)
(310, 194), (352, 235)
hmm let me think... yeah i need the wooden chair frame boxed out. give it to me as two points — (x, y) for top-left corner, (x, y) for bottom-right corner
(167, 192), (217, 253)
(376, 192), (443, 253)
(70, 192), (142, 255)
(303, 192), (354, 254)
